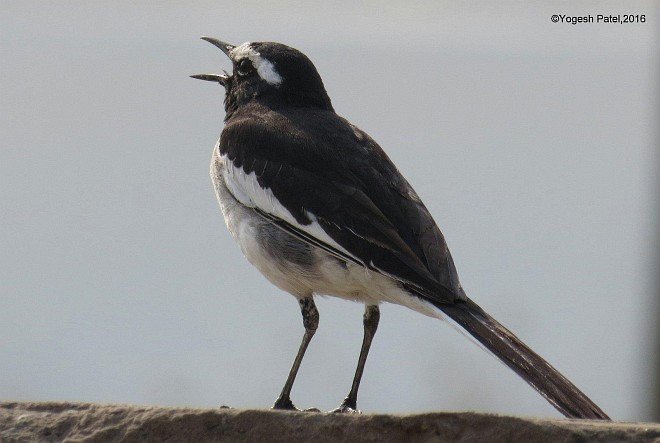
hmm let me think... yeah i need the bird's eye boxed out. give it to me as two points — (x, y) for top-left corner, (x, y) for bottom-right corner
(236, 59), (253, 76)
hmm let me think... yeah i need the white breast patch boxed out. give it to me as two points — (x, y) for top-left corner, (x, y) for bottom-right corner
(220, 153), (357, 262)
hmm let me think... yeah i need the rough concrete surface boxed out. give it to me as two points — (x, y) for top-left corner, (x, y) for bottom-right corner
(0, 402), (658, 443)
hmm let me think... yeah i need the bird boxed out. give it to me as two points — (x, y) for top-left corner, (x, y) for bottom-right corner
(191, 36), (610, 419)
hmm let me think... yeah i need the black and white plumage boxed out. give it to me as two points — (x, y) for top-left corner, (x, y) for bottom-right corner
(192, 37), (609, 419)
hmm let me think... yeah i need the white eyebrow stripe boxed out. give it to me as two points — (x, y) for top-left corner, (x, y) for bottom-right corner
(229, 42), (255, 59)
(231, 42), (283, 86)
(251, 55), (283, 86)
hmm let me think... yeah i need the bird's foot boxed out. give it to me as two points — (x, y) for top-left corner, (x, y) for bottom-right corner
(330, 399), (361, 414)
(272, 395), (298, 411)
(272, 395), (320, 412)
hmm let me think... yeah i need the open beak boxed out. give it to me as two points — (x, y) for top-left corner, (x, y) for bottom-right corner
(190, 37), (236, 86)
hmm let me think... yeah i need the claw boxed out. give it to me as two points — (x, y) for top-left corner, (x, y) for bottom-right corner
(330, 405), (361, 414)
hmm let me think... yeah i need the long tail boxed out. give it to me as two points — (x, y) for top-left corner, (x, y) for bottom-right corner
(436, 297), (610, 420)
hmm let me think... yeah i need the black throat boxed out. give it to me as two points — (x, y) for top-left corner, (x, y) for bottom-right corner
(223, 75), (334, 122)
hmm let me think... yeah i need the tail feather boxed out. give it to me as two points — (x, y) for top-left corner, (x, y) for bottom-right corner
(436, 297), (610, 420)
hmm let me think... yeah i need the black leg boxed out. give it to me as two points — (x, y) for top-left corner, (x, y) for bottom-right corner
(332, 304), (380, 413)
(272, 297), (319, 411)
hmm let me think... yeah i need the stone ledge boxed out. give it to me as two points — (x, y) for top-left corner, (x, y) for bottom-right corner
(1, 401), (658, 443)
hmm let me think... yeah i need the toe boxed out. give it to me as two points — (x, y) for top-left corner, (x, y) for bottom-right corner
(330, 405), (361, 414)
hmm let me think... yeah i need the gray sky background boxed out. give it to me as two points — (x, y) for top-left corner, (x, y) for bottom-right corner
(1, 1), (657, 421)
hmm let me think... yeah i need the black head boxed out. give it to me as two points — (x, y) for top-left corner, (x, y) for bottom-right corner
(192, 37), (333, 119)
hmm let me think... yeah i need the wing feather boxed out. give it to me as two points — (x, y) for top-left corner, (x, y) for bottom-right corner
(220, 105), (464, 304)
